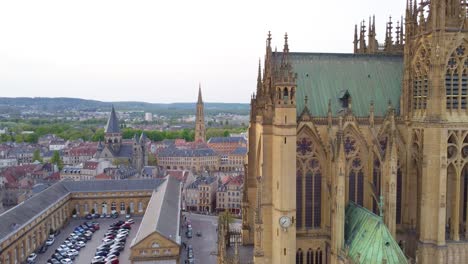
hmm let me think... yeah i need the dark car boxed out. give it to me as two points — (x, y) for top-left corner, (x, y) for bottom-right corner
(108, 249), (120, 256)
(47, 259), (61, 264)
(85, 214), (93, 219)
(186, 230), (192, 238)
(52, 253), (63, 261)
(39, 244), (48, 253)
(95, 251), (108, 257)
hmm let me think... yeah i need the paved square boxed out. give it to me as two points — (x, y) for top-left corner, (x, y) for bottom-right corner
(35, 216), (142, 264)
(180, 213), (218, 264)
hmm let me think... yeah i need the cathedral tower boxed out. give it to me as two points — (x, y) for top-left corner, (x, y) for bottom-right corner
(400, 1), (468, 262)
(104, 106), (122, 153)
(195, 85), (206, 142)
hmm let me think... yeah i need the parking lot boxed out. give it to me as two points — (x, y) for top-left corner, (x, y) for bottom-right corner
(34, 216), (142, 264)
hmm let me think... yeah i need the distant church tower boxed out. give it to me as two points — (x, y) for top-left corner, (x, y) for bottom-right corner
(104, 106), (122, 153)
(195, 84), (206, 142)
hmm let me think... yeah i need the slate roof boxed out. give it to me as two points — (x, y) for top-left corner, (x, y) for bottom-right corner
(0, 179), (165, 243)
(186, 176), (217, 189)
(231, 147), (247, 155)
(132, 176), (181, 246)
(157, 146), (217, 158)
(274, 52), (403, 117)
(344, 202), (407, 264)
(105, 106), (121, 133)
(208, 137), (246, 144)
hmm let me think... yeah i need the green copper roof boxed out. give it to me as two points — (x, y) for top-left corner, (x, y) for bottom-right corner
(277, 52), (403, 117)
(344, 202), (407, 264)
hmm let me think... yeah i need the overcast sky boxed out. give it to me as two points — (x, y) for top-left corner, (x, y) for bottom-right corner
(0, 0), (406, 103)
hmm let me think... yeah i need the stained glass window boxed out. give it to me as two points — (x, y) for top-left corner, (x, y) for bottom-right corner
(446, 44), (468, 110)
(307, 249), (313, 264)
(313, 172), (322, 228)
(296, 249), (304, 264)
(296, 166), (303, 228)
(349, 171), (356, 203)
(305, 171), (313, 228)
(397, 167), (402, 224)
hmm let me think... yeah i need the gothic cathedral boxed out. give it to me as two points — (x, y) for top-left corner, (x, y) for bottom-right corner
(241, 1), (468, 263)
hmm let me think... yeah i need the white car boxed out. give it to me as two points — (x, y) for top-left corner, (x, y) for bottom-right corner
(45, 237), (55, 246)
(27, 253), (37, 262)
(76, 241), (86, 248)
(126, 218), (135, 224)
(91, 256), (105, 264)
(68, 249), (79, 256)
(60, 258), (73, 264)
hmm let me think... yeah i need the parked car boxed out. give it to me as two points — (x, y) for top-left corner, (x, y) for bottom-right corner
(91, 256), (106, 264)
(186, 230), (192, 238)
(95, 251), (108, 257)
(27, 253), (37, 262)
(85, 213), (93, 219)
(125, 219), (135, 224)
(47, 258), (61, 264)
(125, 214), (131, 219)
(39, 244), (49, 253)
(60, 258), (73, 264)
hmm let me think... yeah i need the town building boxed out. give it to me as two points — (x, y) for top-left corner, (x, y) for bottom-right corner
(216, 175), (243, 215)
(62, 143), (97, 165)
(238, 2), (468, 263)
(144, 112), (153, 122)
(185, 176), (218, 213)
(95, 106), (147, 172)
(207, 137), (247, 154)
(141, 166), (158, 178)
(157, 147), (219, 173)
(0, 178), (181, 264)
(130, 176), (181, 264)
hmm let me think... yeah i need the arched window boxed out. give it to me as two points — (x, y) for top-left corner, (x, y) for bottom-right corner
(446, 44), (468, 110)
(344, 133), (365, 206)
(397, 166), (402, 224)
(297, 135), (323, 229)
(372, 159), (381, 214)
(307, 249), (313, 264)
(296, 162), (303, 228)
(413, 45), (430, 110)
(296, 249), (304, 264)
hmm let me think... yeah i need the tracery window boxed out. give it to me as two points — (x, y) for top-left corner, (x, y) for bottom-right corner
(296, 161), (303, 228)
(413, 46), (430, 110)
(296, 249), (304, 264)
(306, 249), (313, 264)
(397, 166), (402, 224)
(372, 159), (381, 214)
(296, 134), (323, 229)
(344, 132), (365, 206)
(446, 44), (468, 110)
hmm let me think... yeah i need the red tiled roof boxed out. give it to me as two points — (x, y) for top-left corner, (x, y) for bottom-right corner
(83, 161), (98, 170)
(95, 173), (111, 180)
(166, 170), (188, 182)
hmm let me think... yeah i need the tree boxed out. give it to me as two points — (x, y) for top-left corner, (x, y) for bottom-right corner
(72, 208), (77, 216)
(148, 154), (158, 166)
(51, 150), (63, 170)
(126, 206), (131, 215)
(49, 228), (54, 235)
(223, 130), (230, 137)
(32, 149), (43, 163)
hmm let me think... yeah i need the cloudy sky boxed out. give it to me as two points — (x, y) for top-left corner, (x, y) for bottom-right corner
(0, 0), (405, 103)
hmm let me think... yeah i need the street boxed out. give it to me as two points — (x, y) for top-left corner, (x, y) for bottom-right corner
(180, 213), (219, 264)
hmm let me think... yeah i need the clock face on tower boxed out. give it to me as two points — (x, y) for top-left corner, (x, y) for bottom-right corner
(279, 215), (292, 228)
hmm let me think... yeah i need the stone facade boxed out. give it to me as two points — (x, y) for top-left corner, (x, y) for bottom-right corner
(241, 2), (468, 264)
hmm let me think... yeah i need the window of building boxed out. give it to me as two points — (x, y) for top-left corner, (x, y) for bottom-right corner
(138, 202), (143, 212)
(130, 202), (134, 213)
(446, 44), (468, 110)
(120, 202), (125, 212)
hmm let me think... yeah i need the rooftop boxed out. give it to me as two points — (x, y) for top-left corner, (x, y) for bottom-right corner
(0, 179), (165, 243)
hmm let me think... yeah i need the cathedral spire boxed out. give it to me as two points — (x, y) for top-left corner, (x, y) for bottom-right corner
(105, 105), (120, 134)
(257, 59), (262, 96)
(198, 83), (203, 104)
(354, 24), (358, 53)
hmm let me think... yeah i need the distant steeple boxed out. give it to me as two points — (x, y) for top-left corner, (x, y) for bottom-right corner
(195, 84), (206, 142)
(198, 83), (203, 104)
(105, 105), (120, 134)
